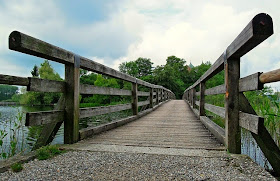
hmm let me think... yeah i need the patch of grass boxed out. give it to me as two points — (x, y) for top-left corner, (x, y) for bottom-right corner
(36, 145), (66, 160)
(11, 163), (23, 172)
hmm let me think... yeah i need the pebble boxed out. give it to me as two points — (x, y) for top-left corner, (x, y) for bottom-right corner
(0, 150), (276, 180)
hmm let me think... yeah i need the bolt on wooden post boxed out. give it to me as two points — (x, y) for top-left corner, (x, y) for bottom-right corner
(132, 82), (138, 115)
(64, 55), (80, 144)
(225, 57), (241, 154)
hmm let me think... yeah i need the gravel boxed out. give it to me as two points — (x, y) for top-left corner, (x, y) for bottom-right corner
(0, 150), (276, 180)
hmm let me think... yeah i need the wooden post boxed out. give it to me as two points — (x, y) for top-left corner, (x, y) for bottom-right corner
(132, 82), (138, 115)
(64, 55), (80, 144)
(191, 88), (196, 107)
(156, 88), (159, 105)
(150, 87), (153, 108)
(161, 89), (164, 102)
(199, 82), (206, 116)
(225, 58), (241, 154)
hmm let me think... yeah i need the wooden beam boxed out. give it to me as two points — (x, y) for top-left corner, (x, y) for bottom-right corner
(0, 74), (29, 86)
(32, 95), (65, 150)
(150, 88), (153, 108)
(185, 13), (273, 91)
(205, 103), (225, 118)
(239, 93), (280, 176)
(64, 56), (80, 144)
(80, 103), (132, 118)
(28, 78), (65, 93)
(132, 83), (138, 115)
(239, 112), (263, 134)
(80, 84), (131, 96)
(225, 58), (241, 154)
(239, 72), (263, 92)
(205, 84), (225, 95)
(199, 82), (206, 116)
(259, 68), (280, 84)
(138, 91), (150, 96)
(26, 110), (64, 126)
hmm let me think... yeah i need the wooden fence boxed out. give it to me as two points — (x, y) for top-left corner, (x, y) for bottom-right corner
(0, 31), (175, 150)
(183, 13), (280, 175)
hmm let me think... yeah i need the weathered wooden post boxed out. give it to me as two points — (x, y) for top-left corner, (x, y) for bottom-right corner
(150, 87), (154, 108)
(199, 82), (206, 116)
(132, 82), (138, 115)
(225, 57), (241, 154)
(64, 55), (80, 144)
(156, 88), (159, 105)
(191, 88), (196, 107)
(161, 89), (164, 102)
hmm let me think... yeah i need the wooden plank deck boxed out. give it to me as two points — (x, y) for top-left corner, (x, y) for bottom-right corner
(75, 100), (224, 150)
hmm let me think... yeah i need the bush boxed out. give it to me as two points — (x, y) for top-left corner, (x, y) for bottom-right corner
(36, 145), (65, 160)
(11, 163), (23, 172)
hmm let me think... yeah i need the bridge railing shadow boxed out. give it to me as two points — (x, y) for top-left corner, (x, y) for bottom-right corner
(183, 13), (280, 175)
(0, 31), (175, 150)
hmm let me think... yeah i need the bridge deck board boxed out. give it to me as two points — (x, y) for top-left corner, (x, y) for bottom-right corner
(77, 100), (224, 150)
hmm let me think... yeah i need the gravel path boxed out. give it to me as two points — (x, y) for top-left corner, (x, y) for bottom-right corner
(0, 150), (276, 180)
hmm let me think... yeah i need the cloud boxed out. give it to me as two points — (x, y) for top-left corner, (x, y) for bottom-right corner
(0, 0), (280, 89)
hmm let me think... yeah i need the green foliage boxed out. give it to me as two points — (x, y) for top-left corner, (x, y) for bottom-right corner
(119, 57), (153, 78)
(19, 60), (61, 105)
(0, 85), (18, 101)
(80, 72), (97, 85)
(36, 145), (65, 160)
(11, 163), (23, 172)
(31, 65), (39, 77)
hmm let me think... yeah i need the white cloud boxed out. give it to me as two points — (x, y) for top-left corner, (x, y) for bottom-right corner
(0, 0), (280, 89)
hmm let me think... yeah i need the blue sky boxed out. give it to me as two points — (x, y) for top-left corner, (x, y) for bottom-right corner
(0, 0), (280, 89)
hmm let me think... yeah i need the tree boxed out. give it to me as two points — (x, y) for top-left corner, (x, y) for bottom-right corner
(20, 60), (62, 105)
(31, 65), (39, 77)
(119, 57), (153, 78)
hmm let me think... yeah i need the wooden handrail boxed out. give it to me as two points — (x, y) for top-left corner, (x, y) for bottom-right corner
(183, 13), (280, 175)
(2, 30), (175, 148)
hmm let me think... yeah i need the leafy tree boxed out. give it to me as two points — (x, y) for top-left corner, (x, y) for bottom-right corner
(119, 57), (153, 78)
(0, 85), (18, 101)
(31, 65), (39, 77)
(20, 60), (61, 105)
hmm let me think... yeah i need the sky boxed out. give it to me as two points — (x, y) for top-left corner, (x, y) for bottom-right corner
(0, 0), (280, 89)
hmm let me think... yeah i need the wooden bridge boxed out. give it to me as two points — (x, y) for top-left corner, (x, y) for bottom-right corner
(1, 13), (280, 177)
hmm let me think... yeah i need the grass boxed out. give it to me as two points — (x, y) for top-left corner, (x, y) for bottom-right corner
(11, 163), (23, 172)
(36, 145), (66, 160)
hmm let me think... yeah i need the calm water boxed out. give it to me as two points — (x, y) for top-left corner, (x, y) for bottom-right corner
(0, 106), (275, 171)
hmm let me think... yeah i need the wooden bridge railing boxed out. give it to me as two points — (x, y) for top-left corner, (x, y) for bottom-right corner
(0, 31), (175, 149)
(183, 13), (280, 175)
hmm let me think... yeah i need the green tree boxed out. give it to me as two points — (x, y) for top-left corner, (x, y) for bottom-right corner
(20, 60), (61, 105)
(31, 65), (39, 77)
(119, 57), (153, 78)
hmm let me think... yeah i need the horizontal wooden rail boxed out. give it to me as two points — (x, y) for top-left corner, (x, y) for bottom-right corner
(80, 84), (131, 96)
(138, 91), (150, 96)
(80, 103), (132, 119)
(0, 74), (29, 86)
(138, 100), (150, 107)
(259, 68), (280, 84)
(26, 110), (64, 126)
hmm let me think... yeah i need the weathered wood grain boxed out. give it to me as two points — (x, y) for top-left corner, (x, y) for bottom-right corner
(239, 72), (263, 92)
(138, 91), (150, 96)
(80, 103), (132, 118)
(132, 83), (138, 115)
(0, 74), (29, 86)
(26, 110), (64, 126)
(28, 77), (65, 93)
(80, 84), (131, 96)
(239, 112), (263, 134)
(64, 61), (80, 144)
(225, 58), (241, 154)
(199, 82), (206, 116)
(205, 85), (225, 95)
(239, 93), (280, 175)
(259, 68), (280, 84)
(205, 103), (225, 118)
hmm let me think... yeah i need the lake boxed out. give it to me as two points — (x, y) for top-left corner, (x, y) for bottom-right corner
(0, 105), (274, 171)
